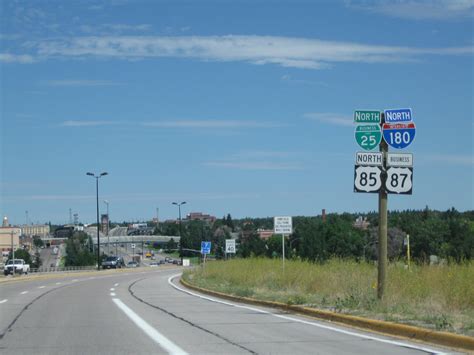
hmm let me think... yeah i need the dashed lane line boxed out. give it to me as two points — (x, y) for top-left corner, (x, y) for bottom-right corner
(0, 299), (7, 304)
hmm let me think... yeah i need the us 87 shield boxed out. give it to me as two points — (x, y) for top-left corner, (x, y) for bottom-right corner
(354, 165), (382, 193)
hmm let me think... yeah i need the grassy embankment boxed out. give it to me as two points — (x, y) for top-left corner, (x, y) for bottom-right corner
(182, 258), (474, 336)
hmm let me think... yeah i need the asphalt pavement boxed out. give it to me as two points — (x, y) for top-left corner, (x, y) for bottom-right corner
(0, 268), (463, 355)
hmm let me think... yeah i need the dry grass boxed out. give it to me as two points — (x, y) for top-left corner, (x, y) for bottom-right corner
(182, 258), (474, 336)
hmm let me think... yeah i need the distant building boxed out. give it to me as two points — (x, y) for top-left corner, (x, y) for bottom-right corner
(353, 216), (370, 230)
(0, 227), (21, 252)
(2, 216), (9, 227)
(101, 214), (109, 235)
(21, 224), (50, 238)
(257, 228), (274, 240)
(186, 212), (216, 223)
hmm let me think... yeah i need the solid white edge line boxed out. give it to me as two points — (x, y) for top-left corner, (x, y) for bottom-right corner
(112, 298), (188, 355)
(0, 299), (7, 304)
(168, 274), (447, 355)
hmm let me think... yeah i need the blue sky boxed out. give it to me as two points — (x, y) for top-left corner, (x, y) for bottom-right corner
(1, 0), (473, 225)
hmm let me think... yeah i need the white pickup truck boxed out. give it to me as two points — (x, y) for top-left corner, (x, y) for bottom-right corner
(4, 259), (30, 275)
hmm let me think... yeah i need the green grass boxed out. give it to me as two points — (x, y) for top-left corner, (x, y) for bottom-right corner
(183, 258), (474, 336)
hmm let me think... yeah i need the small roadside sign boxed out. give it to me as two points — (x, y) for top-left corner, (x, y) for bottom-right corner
(386, 167), (413, 194)
(382, 122), (416, 149)
(201, 241), (211, 255)
(355, 152), (383, 166)
(354, 110), (381, 124)
(387, 153), (413, 167)
(225, 239), (236, 254)
(384, 108), (412, 123)
(354, 165), (382, 193)
(274, 216), (292, 234)
(355, 124), (382, 151)
(131, 244), (135, 249)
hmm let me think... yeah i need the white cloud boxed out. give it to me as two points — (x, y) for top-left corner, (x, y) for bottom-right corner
(0, 53), (35, 63)
(348, 0), (474, 20)
(204, 161), (303, 171)
(142, 120), (284, 129)
(423, 154), (474, 165)
(304, 113), (353, 127)
(61, 120), (119, 127)
(45, 80), (120, 86)
(27, 35), (472, 69)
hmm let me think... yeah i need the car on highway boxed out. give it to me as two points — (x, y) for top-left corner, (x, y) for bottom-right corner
(149, 262), (159, 267)
(127, 261), (138, 268)
(101, 256), (125, 269)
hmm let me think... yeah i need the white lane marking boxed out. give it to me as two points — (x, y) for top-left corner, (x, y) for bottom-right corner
(0, 299), (7, 304)
(110, 288), (115, 291)
(56, 282), (61, 285)
(168, 275), (446, 355)
(38, 286), (46, 289)
(110, 292), (116, 296)
(72, 279), (79, 282)
(112, 298), (188, 355)
(114, 283), (119, 287)
(21, 291), (28, 295)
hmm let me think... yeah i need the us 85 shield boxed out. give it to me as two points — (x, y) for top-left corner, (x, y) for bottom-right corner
(354, 165), (382, 193)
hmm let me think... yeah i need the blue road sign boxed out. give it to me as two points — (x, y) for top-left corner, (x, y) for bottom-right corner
(383, 123), (416, 149)
(384, 108), (412, 123)
(201, 241), (211, 255)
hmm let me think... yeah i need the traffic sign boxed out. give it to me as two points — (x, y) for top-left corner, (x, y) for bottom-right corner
(354, 110), (381, 124)
(354, 165), (382, 193)
(355, 124), (382, 151)
(131, 244), (135, 249)
(355, 152), (383, 166)
(384, 108), (412, 123)
(274, 216), (292, 234)
(225, 239), (236, 254)
(383, 122), (416, 149)
(201, 241), (211, 255)
(387, 153), (413, 167)
(386, 167), (413, 194)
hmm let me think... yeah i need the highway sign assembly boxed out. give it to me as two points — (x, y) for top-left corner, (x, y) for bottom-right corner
(387, 153), (413, 167)
(274, 216), (292, 234)
(385, 167), (413, 194)
(354, 110), (381, 124)
(355, 124), (382, 151)
(382, 122), (416, 149)
(225, 239), (236, 254)
(354, 165), (382, 193)
(355, 152), (383, 166)
(131, 244), (135, 249)
(201, 241), (211, 255)
(384, 108), (412, 123)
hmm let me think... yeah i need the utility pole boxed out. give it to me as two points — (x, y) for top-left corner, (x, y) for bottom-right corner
(11, 231), (15, 277)
(377, 113), (388, 300)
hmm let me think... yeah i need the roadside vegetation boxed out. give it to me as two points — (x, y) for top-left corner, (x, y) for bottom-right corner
(183, 258), (474, 336)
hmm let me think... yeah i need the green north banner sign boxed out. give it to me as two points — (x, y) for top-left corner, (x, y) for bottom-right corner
(354, 110), (381, 124)
(355, 124), (382, 151)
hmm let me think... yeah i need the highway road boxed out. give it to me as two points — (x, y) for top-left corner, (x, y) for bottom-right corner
(0, 268), (461, 355)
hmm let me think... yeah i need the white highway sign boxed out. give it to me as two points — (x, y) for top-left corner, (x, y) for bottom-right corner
(356, 152), (383, 166)
(387, 153), (413, 167)
(354, 165), (382, 193)
(225, 239), (236, 254)
(386, 167), (413, 194)
(274, 216), (292, 234)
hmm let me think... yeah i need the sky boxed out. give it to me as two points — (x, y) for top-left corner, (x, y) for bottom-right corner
(1, 0), (473, 225)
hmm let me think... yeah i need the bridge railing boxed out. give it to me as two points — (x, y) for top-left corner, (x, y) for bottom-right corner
(29, 266), (98, 274)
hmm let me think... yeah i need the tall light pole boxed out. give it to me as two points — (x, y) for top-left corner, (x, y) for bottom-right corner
(87, 172), (108, 270)
(172, 201), (186, 264)
(104, 200), (110, 255)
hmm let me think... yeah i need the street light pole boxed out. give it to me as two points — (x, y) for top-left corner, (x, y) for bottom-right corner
(104, 200), (109, 254)
(87, 172), (108, 270)
(172, 201), (186, 264)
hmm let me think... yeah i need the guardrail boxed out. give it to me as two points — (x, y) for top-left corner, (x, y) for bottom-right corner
(29, 266), (98, 273)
